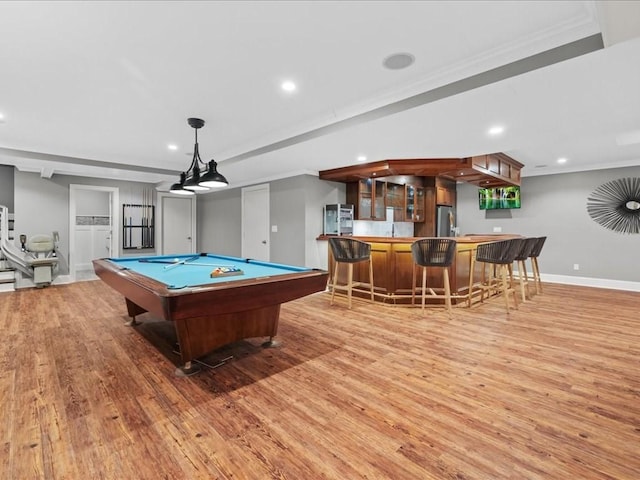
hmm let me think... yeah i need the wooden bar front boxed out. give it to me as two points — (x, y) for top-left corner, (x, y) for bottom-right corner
(324, 235), (517, 305)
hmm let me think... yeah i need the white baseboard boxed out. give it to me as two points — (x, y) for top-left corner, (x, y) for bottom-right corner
(541, 273), (640, 292)
(15, 273), (72, 288)
(53, 275), (73, 285)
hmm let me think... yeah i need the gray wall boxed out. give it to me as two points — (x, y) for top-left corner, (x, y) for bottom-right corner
(5, 165), (639, 286)
(270, 177), (307, 265)
(302, 175), (345, 267)
(0, 164), (14, 210)
(9, 169), (345, 272)
(457, 165), (640, 283)
(13, 170), (160, 271)
(197, 174), (344, 268)
(14, 170), (69, 257)
(271, 175), (344, 266)
(197, 187), (242, 256)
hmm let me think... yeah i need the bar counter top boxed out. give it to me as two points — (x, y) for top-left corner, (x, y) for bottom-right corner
(317, 234), (518, 244)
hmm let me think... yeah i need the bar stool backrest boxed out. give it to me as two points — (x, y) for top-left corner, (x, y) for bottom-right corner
(411, 238), (457, 267)
(328, 237), (371, 264)
(476, 238), (524, 265)
(529, 236), (547, 258)
(514, 237), (539, 261)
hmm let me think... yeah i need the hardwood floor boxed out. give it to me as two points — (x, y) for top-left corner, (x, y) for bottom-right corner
(1, 280), (639, 479)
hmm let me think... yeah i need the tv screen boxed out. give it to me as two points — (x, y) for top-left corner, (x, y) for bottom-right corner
(479, 186), (521, 210)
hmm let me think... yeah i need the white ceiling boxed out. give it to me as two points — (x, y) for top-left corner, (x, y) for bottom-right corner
(1, 1), (639, 190)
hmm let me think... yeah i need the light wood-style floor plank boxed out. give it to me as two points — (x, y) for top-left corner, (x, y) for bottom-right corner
(1, 280), (639, 479)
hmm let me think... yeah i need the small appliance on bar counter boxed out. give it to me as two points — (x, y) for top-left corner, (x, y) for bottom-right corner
(323, 204), (354, 236)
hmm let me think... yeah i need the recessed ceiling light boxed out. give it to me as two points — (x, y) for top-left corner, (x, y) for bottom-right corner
(557, 157), (567, 164)
(383, 53), (415, 70)
(168, 144), (178, 151)
(488, 125), (505, 136)
(0, 112), (5, 123)
(357, 155), (367, 162)
(281, 81), (297, 92)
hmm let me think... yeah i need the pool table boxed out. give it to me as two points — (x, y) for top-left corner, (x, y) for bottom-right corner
(93, 253), (329, 375)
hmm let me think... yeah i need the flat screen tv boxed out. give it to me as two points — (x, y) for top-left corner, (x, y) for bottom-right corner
(479, 186), (521, 210)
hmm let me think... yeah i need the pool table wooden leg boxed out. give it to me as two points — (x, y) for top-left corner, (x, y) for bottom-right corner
(125, 298), (146, 325)
(175, 361), (201, 377)
(124, 317), (141, 326)
(262, 336), (280, 348)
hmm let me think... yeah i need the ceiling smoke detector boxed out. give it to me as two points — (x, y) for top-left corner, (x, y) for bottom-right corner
(383, 53), (415, 70)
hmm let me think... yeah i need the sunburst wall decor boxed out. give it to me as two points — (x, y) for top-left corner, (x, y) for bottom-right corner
(586, 177), (640, 234)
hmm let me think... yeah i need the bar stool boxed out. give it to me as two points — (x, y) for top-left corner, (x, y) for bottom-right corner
(528, 236), (547, 295)
(411, 238), (457, 315)
(475, 238), (524, 313)
(328, 237), (374, 309)
(509, 237), (539, 301)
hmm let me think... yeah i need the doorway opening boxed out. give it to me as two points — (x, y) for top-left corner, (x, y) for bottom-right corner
(69, 184), (119, 282)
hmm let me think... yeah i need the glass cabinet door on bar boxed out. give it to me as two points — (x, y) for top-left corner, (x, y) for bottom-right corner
(348, 178), (390, 220)
(355, 178), (386, 220)
(373, 179), (386, 220)
(386, 182), (405, 222)
(405, 185), (425, 222)
(357, 179), (373, 219)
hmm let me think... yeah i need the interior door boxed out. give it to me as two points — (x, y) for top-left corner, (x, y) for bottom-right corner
(69, 185), (119, 282)
(74, 225), (111, 270)
(242, 184), (270, 261)
(161, 195), (195, 255)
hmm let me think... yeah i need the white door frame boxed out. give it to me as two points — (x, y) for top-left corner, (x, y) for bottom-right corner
(69, 184), (119, 282)
(157, 191), (197, 254)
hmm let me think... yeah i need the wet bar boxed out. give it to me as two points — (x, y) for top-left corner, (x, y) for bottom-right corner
(322, 235), (519, 305)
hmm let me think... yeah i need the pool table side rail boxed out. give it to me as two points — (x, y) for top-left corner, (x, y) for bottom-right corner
(93, 258), (330, 320)
(166, 271), (329, 320)
(93, 258), (172, 319)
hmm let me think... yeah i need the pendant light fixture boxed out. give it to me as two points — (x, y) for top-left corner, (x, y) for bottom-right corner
(169, 117), (229, 195)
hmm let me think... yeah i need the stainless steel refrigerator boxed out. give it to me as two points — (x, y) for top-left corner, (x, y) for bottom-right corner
(436, 205), (455, 237)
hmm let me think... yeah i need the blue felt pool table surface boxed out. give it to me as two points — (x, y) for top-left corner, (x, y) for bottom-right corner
(109, 253), (311, 289)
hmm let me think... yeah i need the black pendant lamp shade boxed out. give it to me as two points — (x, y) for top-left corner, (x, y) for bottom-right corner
(169, 172), (194, 196)
(169, 118), (228, 195)
(199, 160), (228, 187)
